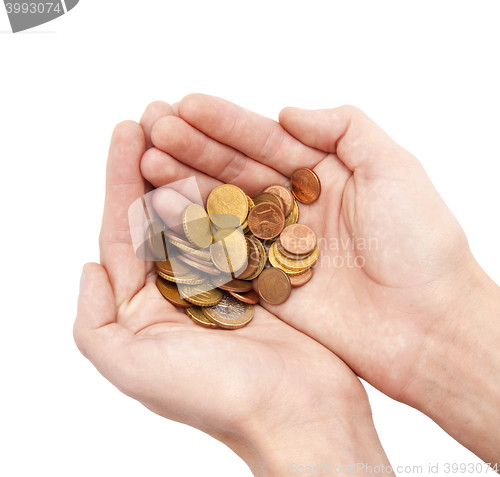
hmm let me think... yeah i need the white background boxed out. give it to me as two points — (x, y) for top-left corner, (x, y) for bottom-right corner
(1, 1), (499, 476)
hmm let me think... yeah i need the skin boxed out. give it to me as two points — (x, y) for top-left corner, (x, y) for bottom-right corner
(140, 94), (500, 468)
(73, 110), (393, 476)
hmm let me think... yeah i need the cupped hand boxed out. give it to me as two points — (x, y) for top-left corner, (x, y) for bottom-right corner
(74, 113), (390, 476)
(141, 94), (480, 405)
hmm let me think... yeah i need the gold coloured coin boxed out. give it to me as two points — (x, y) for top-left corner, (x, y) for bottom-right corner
(246, 195), (255, 210)
(166, 234), (212, 260)
(253, 192), (284, 211)
(182, 204), (213, 249)
(163, 229), (196, 248)
(236, 237), (260, 279)
(207, 184), (249, 229)
(244, 236), (267, 280)
(284, 200), (300, 227)
(268, 242), (309, 275)
(156, 258), (191, 277)
(157, 269), (206, 285)
(175, 253), (222, 276)
(202, 293), (255, 329)
(178, 284), (223, 306)
(147, 222), (167, 259)
(271, 241), (320, 270)
(186, 306), (219, 328)
(210, 228), (248, 273)
(156, 276), (191, 308)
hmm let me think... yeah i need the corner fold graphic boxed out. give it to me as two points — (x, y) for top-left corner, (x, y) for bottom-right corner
(4, 0), (80, 33)
(64, 0), (79, 12)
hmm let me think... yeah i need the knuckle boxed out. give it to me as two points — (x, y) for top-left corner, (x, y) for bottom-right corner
(151, 116), (181, 146)
(99, 228), (131, 247)
(73, 324), (90, 359)
(257, 124), (285, 161)
(337, 104), (365, 119)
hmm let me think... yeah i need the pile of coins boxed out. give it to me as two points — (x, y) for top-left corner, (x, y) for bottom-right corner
(148, 168), (321, 330)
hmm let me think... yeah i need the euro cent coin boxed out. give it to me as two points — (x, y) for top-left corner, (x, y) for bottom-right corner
(290, 168), (321, 204)
(186, 306), (219, 328)
(247, 202), (285, 239)
(207, 184), (249, 229)
(202, 293), (255, 329)
(263, 185), (294, 216)
(228, 289), (260, 304)
(280, 224), (317, 255)
(147, 222), (167, 259)
(156, 276), (191, 307)
(289, 268), (314, 287)
(182, 203), (213, 249)
(257, 267), (291, 305)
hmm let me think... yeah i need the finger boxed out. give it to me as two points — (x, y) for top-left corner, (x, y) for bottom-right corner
(152, 187), (192, 234)
(141, 147), (222, 201)
(279, 105), (411, 173)
(178, 93), (326, 176)
(140, 101), (175, 149)
(100, 121), (147, 306)
(151, 115), (285, 195)
(74, 263), (138, 391)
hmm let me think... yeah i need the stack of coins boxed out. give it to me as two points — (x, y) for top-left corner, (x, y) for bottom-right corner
(149, 168), (321, 330)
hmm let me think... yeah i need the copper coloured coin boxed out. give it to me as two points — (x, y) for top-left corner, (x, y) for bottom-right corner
(247, 202), (285, 240)
(289, 268), (314, 287)
(290, 168), (321, 204)
(175, 253), (221, 276)
(229, 289), (260, 304)
(156, 258), (190, 276)
(263, 185), (294, 216)
(216, 278), (253, 293)
(280, 224), (317, 255)
(236, 237), (260, 279)
(257, 268), (291, 305)
(155, 276), (191, 308)
(163, 228), (193, 248)
(252, 192), (284, 211)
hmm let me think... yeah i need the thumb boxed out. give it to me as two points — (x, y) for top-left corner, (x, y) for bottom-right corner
(279, 105), (412, 173)
(74, 263), (134, 364)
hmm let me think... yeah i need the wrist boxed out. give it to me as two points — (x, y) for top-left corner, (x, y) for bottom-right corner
(260, 420), (392, 476)
(403, 258), (500, 465)
(239, 401), (392, 476)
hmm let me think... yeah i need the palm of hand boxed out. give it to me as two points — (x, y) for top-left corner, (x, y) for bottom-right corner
(277, 152), (469, 398)
(119, 276), (359, 435)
